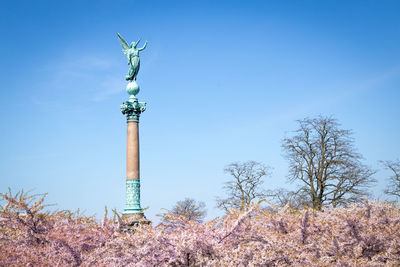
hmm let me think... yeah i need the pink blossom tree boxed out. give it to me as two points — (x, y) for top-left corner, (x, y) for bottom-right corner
(1, 189), (399, 266)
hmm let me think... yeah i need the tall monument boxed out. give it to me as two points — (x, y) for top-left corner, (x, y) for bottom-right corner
(117, 33), (149, 226)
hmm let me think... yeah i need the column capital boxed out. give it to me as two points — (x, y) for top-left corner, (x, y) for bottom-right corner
(120, 97), (146, 122)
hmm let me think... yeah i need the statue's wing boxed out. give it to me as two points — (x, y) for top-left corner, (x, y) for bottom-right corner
(117, 33), (130, 58)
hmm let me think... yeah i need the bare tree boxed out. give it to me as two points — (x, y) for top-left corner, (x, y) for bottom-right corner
(381, 159), (400, 199)
(265, 188), (312, 209)
(282, 116), (375, 210)
(216, 161), (271, 211)
(168, 198), (207, 223)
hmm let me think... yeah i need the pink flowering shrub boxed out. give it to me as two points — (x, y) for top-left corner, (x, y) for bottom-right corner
(1, 190), (400, 266)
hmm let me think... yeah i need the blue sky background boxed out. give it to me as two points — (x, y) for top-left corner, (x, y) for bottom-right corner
(1, 0), (399, 222)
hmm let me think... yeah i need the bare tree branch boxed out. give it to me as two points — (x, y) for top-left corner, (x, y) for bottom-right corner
(381, 159), (400, 199)
(265, 188), (312, 209)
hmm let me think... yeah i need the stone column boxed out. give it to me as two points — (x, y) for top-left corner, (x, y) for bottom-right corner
(120, 81), (148, 226)
(127, 121), (140, 180)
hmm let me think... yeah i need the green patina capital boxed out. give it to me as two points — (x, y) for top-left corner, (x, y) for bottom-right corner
(120, 98), (146, 122)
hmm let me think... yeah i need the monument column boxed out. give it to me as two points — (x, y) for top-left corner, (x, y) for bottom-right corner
(117, 33), (149, 226)
(120, 83), (147, 226)
(120, 83), (148, 226)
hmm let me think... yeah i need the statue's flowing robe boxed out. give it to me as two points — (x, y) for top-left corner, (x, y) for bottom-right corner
(127, 49), (140, 81)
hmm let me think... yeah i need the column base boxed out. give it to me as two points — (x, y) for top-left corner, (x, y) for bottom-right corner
(122, 212), (151, 228)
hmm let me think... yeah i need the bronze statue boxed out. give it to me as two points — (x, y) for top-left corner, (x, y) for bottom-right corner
(117, 33), (148, 81)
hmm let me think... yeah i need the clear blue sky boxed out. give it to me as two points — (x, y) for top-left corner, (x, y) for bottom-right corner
(1, 0), (399, 222)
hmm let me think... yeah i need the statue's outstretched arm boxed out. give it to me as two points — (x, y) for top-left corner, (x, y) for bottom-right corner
(138, 40), (148, 51)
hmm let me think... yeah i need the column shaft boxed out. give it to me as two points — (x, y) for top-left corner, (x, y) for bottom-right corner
(124, 120), (142, 215)
(127, 121), (140, 180)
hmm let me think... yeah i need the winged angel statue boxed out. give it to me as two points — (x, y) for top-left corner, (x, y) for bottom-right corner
(117, 33), (148, 81)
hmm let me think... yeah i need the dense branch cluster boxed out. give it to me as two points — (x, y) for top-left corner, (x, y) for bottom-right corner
(282, 117), (376, 210)
(216, 161), (271, 211)
(163, 198), (207, 224)
(1, 190), (400, 266)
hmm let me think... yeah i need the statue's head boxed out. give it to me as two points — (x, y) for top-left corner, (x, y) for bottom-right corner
(131, 42), (137, 48)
